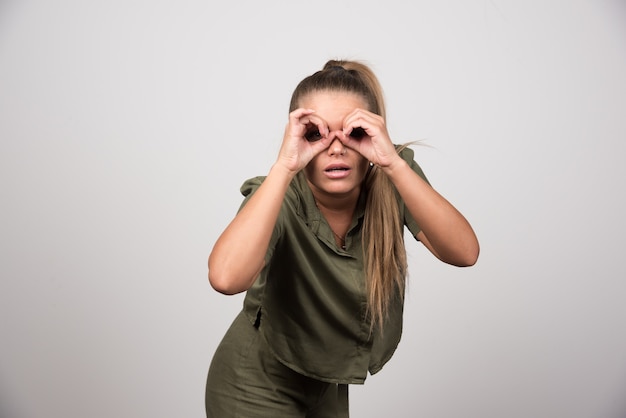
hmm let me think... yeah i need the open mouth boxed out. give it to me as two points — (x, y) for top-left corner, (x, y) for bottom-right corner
(324, 165), (351, 179)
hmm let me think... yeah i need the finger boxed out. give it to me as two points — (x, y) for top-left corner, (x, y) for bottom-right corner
(342, 116), (370, 137)
(308, 134), (333, 155)
(289, 108), (315, 121)
(287, 109), (315, 133)
(343, 108), (382, 124)
(301, 114), (329, 138)
(336, 130), (365, 155)
(298, 115), (329, 142)
(343, 119), (375, 140)
(336, 130), (354, 147)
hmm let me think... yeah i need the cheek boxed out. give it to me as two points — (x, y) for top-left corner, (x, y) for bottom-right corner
(303, 165), (314, 180)
(303, 156), (320, 179)
(356, 158), (370, 179)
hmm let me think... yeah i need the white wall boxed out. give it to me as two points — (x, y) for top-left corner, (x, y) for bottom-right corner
(1, 1), (625, 417)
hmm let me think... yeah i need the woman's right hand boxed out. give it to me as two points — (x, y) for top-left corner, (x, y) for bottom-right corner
(276, 108), (331, 173)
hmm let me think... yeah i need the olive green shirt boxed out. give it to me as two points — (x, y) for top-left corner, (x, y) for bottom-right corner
(241, 147), (428, 384)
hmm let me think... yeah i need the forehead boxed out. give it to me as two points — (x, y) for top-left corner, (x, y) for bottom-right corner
(298, 90), (369, 124)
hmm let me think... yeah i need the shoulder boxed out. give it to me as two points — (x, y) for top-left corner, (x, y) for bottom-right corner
(396, 144), (429, 184)
(397, 144), (415, 161)
(239, 174), (308, 210)
(240, 176), (266, 197)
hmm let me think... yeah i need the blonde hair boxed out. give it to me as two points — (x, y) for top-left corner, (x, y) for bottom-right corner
(290, 59), (407, 331)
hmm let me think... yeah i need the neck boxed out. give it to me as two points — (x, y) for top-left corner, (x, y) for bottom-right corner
(310, 188), (359, 249)
(308, 184), (361, 215)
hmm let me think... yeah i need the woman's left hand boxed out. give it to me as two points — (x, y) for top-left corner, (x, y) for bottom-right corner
(338, 108), (402, 168)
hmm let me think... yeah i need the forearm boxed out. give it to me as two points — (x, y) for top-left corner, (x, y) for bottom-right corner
(382, 159), (479, 266)
(208, 164), (296, 294)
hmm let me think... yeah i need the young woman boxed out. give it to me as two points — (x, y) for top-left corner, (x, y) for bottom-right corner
(206, 60), (479, 417)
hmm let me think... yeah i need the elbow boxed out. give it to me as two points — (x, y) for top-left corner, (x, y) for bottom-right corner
(208, 268), (244, 295)
(207, 256), (239, 295)
(455, 241), (480, 267)
(438, 239), (479, 267)
(457, 253), (478, 267)
(208, 255), (256, 295)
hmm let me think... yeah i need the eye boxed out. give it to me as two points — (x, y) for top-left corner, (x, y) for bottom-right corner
(349, 127), (366, 139)
(305, 129), (322, 142)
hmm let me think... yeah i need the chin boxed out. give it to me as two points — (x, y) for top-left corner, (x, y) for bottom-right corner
(323, 182), (360, 195)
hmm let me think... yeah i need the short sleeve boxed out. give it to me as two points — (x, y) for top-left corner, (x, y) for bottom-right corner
(239, 176), (284, 264)
(397, 146), (430, 240)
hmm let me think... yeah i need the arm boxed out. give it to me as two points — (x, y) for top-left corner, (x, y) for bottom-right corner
(208, 163), (295, 294)
(339, 109), (479, 267)
(208, 109), (332, 294)
(383, 159), (479, 266)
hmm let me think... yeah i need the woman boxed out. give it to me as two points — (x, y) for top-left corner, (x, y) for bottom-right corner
(206, 60), (479, 417)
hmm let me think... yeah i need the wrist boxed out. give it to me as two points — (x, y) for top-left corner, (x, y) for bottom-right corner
(269, 161), (299, 183)
(380, 155), (408, 177)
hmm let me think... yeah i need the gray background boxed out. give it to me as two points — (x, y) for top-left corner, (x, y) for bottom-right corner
(1, 1), (625, 417)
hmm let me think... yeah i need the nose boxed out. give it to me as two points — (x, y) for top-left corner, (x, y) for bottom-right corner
(328, 137), (346, 156)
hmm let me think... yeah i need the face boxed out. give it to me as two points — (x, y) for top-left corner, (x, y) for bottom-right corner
(299, 90), (370, 200)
